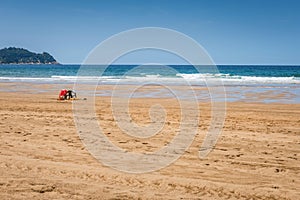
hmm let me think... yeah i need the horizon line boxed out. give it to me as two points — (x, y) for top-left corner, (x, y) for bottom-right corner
(59, 63), (300, 66)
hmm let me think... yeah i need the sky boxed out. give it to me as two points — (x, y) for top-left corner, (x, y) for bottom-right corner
(0, 0), (299, 64)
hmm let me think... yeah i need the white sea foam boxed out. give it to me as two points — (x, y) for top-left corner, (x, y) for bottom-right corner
(0, 73), (299, 85)
(176, 73), (300, 84)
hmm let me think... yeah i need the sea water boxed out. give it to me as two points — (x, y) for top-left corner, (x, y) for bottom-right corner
(0, 64), (299, 103)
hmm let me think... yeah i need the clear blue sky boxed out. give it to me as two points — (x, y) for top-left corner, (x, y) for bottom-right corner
(0, 0), (299, 64)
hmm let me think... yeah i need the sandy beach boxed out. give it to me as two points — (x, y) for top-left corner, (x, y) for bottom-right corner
(0, 83), (300, 199)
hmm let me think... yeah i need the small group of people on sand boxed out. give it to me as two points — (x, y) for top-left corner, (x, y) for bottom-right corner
(58, 89), (77, 100)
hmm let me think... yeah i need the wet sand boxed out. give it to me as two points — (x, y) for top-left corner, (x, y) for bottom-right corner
(0, 84), (300, 199)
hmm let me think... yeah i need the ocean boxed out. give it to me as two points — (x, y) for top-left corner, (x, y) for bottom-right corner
(0, 64), (299, 84)
(0, 64), (300, 103)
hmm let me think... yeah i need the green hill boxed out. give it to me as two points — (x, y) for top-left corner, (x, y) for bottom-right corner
(0, 47), (58, 64)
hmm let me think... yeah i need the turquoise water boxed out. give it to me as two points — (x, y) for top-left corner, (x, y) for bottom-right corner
(0, 64), (299, 84)
(0, 64), (300, 103)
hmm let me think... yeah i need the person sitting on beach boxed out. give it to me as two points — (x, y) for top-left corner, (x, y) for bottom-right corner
(66, 90), (77, 99)
(58, 89), (76, 100)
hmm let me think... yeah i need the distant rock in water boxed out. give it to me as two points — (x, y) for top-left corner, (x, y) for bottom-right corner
(0, 47), (59, 64)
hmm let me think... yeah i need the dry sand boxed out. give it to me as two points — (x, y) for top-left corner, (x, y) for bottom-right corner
(0, 85), (300, 199)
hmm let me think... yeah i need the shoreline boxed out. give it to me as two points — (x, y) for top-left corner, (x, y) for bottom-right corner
(0, 82), (299, 104)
